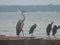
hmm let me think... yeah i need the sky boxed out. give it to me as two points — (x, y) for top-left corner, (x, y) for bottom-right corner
(0, 0), (60, 5)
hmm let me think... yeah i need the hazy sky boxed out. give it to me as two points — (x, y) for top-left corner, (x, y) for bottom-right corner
(0, 0), (60, 5)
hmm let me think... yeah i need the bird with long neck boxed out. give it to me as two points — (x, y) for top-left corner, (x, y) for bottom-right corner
(16, 10), (26, 37)
(20, 10), (26, 36)
(21, 10), (25, 23)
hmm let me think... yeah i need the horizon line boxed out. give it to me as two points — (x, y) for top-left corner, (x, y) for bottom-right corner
(0, 4), (60, 6)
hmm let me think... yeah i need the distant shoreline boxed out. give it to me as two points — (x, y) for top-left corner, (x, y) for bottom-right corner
(0, 5), (60, 12)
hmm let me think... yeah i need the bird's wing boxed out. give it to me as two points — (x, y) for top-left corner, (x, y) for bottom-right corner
(16, 20), (21, 30)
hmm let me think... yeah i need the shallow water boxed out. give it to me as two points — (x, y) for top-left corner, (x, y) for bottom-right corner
(0, 12), (60, 38)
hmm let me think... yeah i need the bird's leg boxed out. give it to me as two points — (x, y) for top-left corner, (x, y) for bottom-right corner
(30, 33), (34, 37)
(17, 35), (20, 38)
(32, 33), (33, 37)
(48, 35), (50, 38)
(22, 30), (24, 37)
(31, 33), (33, 37)
(54, 35), (56, 38)
(47, 35), (50, 38)
(31, 33), (35, 38)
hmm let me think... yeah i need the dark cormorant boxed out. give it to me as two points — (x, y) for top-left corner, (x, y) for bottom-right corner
(46, 21), (54, 37)
(29, 24), (37, 37)
(52, 25), (60, 37)
(16, 10), (26, 36)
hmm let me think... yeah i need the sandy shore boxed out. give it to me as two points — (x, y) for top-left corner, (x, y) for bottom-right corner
(0, 35), (60, 40)
(0, 35), (60, 45)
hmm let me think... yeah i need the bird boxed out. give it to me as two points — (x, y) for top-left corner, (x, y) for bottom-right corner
(29, 24), (37, 37)
(16, 10), (26, 37)
(52, 25), (60, 37)
(46, 21), (54, 37)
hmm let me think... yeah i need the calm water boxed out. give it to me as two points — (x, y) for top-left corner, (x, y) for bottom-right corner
(0, 12), (60, 38)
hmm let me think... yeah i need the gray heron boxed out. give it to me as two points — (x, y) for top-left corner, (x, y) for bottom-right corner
(29, 24), (37, 37)
(16, 10), (26, 37)
(52, 25), (60, 37)
(46, 21), (54, 37)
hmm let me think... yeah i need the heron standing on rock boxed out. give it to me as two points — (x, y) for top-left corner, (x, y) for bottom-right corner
(16, 10), (26, 37)
(29, 24), (37, 37)
(46, 21), (54, 37)
(52, 25), (60, 37)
